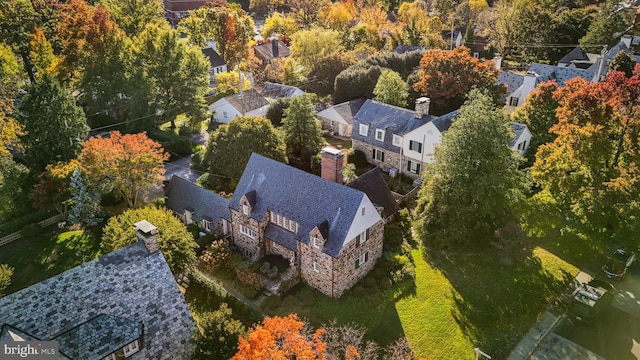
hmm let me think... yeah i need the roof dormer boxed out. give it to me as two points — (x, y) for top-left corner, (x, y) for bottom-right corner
(240, 190), (256, 216)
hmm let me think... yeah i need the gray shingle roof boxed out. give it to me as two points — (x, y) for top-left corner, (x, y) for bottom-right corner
(431, 110), (459, 133)
(0, 241), (195, 360)
(201, 47), (226, 68)
(352, 99), (437, 152)
(346, 168), (398, 219)
(528, 63), (596, 86)
(394, 45), (425, 54)
(316, 98), (367, 126)
(497, 71), (525, 96)
(510, 122), (528, 147)
(224, 89), (269, 113)
(558, 46), (590, 65)
(166, 175), (230, 223)
(260, 82), (302, 99)
(253, 41), (290, 62)
(229, 153), (369, 258)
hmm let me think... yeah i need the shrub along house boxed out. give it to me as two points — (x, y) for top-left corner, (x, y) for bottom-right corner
(0, 220), (195, 359)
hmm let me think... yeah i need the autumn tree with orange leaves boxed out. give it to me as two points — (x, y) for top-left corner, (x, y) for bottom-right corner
(413, 46), (504, 115)
(530, 66), (640, 242)
(78, 131), (168, 208)
(232, 314), (327, 359)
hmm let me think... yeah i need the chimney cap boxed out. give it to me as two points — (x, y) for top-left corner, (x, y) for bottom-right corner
(321, 146), (342, 156)
(134, 220), (157, 234)
(416, 97), (430, 104)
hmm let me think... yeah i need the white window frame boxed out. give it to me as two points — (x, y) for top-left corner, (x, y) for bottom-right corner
(312, 236), (321, 249)
(270, 212), (298, 233)
(373, 149), (384, 162)
(359, 124), (369, 136)
(509, 97), (519, 107)
(202, 219), (211, 232)
(392, 134), (402, 146)
(103, 354), (116, 360)
(407, 160), (421, 174)
(375, 129), (385, 141)
(123, 340), (140, 358)
(239, 225), (255, 239)
(409, 140), (423, 153)
(313, 261), (320, 272)
(355, 251), (369, 269)
(242, 204), (250, 215)
(355, 229), (369, 247)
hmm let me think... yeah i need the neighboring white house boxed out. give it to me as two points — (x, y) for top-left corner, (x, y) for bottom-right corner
(260, 82), (304, 101)
(208, 89), (270, 124)
(316, 98), (366, 137)
(511, 122), (532, 156)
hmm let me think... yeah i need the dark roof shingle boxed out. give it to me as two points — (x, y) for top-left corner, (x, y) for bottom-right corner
(346, 168), (398, 219)
(166, 175), (230, 223)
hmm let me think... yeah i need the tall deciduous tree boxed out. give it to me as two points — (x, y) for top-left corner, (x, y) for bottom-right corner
(414, 90), (529, 246)
(530, 70), (640, 241)
(289, 0), (331, 27)
(29, 27), (56, 76)
(0, 264), (14, 297)
(17, 74), (88, 171)
(193, 303), (247, 360)
(205, 116), (287, 180)
(306, 52), (358, 96)
(511, 81), (559, 165)
(33, 160), (80, 219)
(579, 0), (633, 53)
(0, 0), (39, 82)
(0, 155), (28, 220)
(232, 314), (327, 359)
(98, 0), (164, 37)
(413, 46), (504, 115)
(374, 69), (408, 107)
(67, 168), (103, 227)
(290, 27), (344, 76)
(0, 44), (23, 156)
(609, 51), (636, 78)
(281, 94), (324, 168)
(101, 206), (197, 274)
(78, 131), (168, 208)
(261, 12), (299, 38)
(132, 23), (209, 129)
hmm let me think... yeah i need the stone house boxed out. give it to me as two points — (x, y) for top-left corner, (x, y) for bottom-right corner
(166, 175), (231, 237)
(316, 98), (366, 137)
(227, 153), (388, 298)
(0, 220), (195, 359)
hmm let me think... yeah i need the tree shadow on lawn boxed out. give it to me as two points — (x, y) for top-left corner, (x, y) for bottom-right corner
(423, 244), (574, 359)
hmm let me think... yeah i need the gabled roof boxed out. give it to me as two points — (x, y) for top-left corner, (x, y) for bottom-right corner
(315, 98), (366, 126)
(0, 240), (195, 359)
(528, 63), (596, 86)
(201, 47), (226, 68)
(229, 153), (379, 258)
(352, 99), (437, 152)
(346, 168), (398, 219)
(510, 122), (529, 147)
(558, 46), (590, 65)
(223, 89), (269, 114)
(260, 82), (303, 99)
(253, 41), (290, 62)
(431, 110), (459, 133)
(497, 71), (525, 96)
(166, 175), (230, 222)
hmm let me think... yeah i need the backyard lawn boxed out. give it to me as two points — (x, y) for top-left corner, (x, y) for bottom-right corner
(0, 229), (101, 295)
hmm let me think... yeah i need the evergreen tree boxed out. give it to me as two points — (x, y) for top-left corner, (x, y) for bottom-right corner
(414, 90), (529, 246)
(282, 94), (325, 169)
(68, 168), (103, 227)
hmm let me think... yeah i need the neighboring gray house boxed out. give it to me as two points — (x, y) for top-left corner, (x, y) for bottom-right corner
(253, 39), (290, 64)
(0, 221), (195, 360)
(166, 175), (231, 236)
(346, 167), (399, 222)
(316, 98), (366, 137)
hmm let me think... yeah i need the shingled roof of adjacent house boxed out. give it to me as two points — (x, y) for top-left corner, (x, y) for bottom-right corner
(253, 41), (290, 62)
(497, 71), (525, 96)
(229, 153), (380, 258)
(260, 82), (303, 99)
(346, 168), (398, 219)
(352, 99), (438, 152)
(224, 89), (269, 113)
(0, 239), (195, 360)
(510, 122), (528, 147)
(527, 63), (596, 86)
(201, 47), (226, 68)
(166, 175), (230, 223)
(315, 98), (366, 126)
(558, 46), (590, 65)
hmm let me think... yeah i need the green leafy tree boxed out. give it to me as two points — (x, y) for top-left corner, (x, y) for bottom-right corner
(290, 28), (344, 76)
(132, 23), (209, 129)
(67, 168), (103, 227)
(205, 116), (287, 180)
(334, 65), (382, 103)
(101, 206), (197, 274)
(0, 0), (39, 82)
(99, 0), (164, 37)
(414, 90), (529, 246)
(282, 95), (325, 168)
(265, 97), (291, 127)
(374, 69), (408, 107)
(17, 74), (88, 171)
(0, 43), (23, 156)
(0, 155), (28, 220)
(33, 160), (80, 219)
(511, 81), (559, 166)
(28, 27), (56, 76)
(193, 303), (247, 360)
(609, 51), (636, 78)
(306, 52), (358, 96)
(0, 264), (14, 297)
(579, 1), (633, 53)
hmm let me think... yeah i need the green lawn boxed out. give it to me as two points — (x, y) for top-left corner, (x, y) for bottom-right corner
(0, 229), (101, 295)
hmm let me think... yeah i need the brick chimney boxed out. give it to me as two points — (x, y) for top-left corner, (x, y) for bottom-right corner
(134, 220), (160, 254)
(321, 147), (344, 184)
(271, 39), (279, 60)
(414, 97), (430, 118)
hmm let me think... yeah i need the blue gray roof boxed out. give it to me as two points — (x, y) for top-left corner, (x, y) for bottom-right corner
(260, 82), (303, 99)
(316, 98), (366, 126)
(166, 175), (230, 223)
(558, 46), (590, 65)
(346, 168), (398, 219)
(201, 47), (226, 68)
(431, 110), (459, 132)
(352, 99), (437, 152)
(497, 71), (525, 96)
(0, 241), (195, 360)
(229, 153), (370, 258)
(527, 63), (596, 86)
(510, 122), (528, 147)
(394, 45), (425, 54)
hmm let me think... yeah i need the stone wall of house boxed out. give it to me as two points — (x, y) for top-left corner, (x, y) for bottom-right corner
(230, 209), (263, 261)
(299, 227), (335, 296)
(265, 239), (295, 261)
(352, 140), (401, 172)
(331, 220), (385, 297)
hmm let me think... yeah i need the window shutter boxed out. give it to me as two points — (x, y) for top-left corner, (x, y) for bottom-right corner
(407, 160), (411, 171)
(418, 142), (422, 153)
(409, 140), (414, 150)
(416, 163), (421, 174)
(372, 149), (375, 159)
(356, 235), (361, 247)
(355, 259), (360, 269)
(381, 151), (385, 162)
(365, 228), (370, 241)
(365, 252), (369, 262)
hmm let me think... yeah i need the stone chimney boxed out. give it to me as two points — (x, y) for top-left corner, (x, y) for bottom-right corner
(493, 53), (503, 70)
(134, 220), (160, 254)
(321, 147), (344, 184)
(272, 39), (279, 60)
(414, 97), (430, 118)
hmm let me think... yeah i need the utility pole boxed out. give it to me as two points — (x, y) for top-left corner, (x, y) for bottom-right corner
(594, 45), (608, 83)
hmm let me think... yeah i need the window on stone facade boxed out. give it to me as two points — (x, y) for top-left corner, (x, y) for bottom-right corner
(375, 129), (385, 141)
(103, 354), (116, 360)
(242, 204), (250, 215)
(359, 124), (369, 136)
(313, 261), (320, 272)
(355, 228), (369, 247)
(372, 149), (385, 162)
(355, 252), (369, 269)
(240, 225), (256, 239)
(123, 340), (140, 358)
(407, 160), (421, 174)
(312, 236), (321, 249)
(392, 134), (402, 147)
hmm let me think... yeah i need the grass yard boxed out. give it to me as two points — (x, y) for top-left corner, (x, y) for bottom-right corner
(0, 229), (101, 295)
